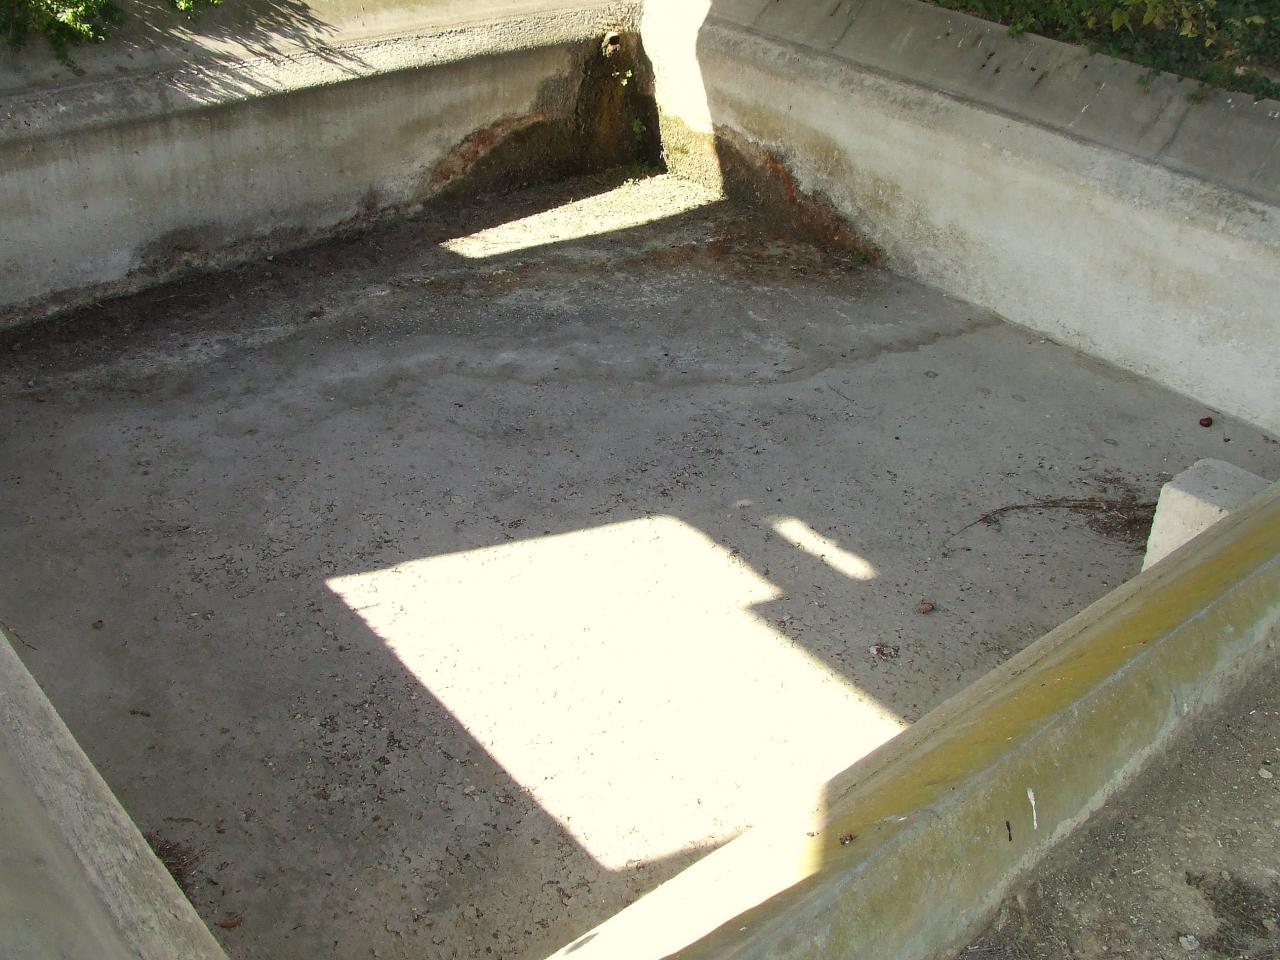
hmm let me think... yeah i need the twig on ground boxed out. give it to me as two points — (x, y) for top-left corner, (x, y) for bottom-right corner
(945, 496), (1156, 548)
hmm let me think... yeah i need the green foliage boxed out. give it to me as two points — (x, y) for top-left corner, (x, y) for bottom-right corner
(925, 0), (1280, 99)
(3, 0), (221, 66)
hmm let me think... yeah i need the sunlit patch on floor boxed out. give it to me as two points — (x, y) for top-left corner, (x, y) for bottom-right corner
(770, 517), (877, 581)
(438, 177), (715, 259)
(328, 515), (902, 869)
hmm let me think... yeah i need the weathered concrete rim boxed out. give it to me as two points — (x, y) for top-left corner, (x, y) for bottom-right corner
(549, 480), (1280, 960)
(0, 1), (640, 146)
(696, 17), (1280, 235)
(0, 627), (228, 960)
(704, 0), (1280, 207)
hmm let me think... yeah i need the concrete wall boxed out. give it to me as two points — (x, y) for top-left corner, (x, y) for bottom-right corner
(0, 0), (641, 323)
(1, 628), (228, 960)
(642, 0), (1280, 435)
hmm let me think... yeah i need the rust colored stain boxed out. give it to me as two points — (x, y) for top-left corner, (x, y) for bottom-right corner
(427, 113), (551, 192)
(716, 127), (884, 265)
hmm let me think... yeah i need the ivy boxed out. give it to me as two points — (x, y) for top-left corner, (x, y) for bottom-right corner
(3, 0), (221, 66)
(924, 0), (1280, 99)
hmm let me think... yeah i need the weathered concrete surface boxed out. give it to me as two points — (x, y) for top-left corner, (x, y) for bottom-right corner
(0, 2), (648, 323)
(0, 626), (228, 960)
(1, 174), (1277, 960)
(641, 0), (1280, 434)
(549, 479), (1280, 960)
(0, 0), (627, 93)
(701, 0), (1280, 203)
(956, 650), (1280, 960)
(1143, 458), (1271, 570)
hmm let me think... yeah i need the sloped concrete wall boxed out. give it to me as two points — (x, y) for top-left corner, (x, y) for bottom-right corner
(0, 0), (640, 323)
(643, 0), (1280, 434)
(0, 628), (228, 960)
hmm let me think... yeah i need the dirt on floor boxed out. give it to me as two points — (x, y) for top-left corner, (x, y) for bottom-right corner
(957, 654), (1280, 960)
(2, 172), (1278, 960)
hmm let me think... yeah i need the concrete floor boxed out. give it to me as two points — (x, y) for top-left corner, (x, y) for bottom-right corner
(1, 173), (1277, 960)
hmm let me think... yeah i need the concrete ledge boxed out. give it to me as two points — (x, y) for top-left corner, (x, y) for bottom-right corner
(0, 3), (639, 146)
(548, 480), (1280, 960)
(0, 0), (635, 96)
(1143, 459), (1270, 570)
(704, 0), (1280, 204)
(0, 627), (227, 960)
